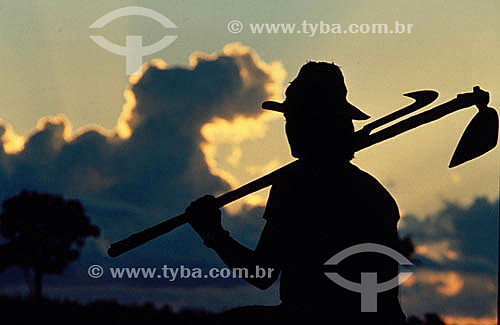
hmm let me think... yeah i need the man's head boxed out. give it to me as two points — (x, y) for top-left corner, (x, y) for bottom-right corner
(262, 61), (369, 160)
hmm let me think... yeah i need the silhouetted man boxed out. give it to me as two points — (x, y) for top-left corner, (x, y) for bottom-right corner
(186, 61), (407, 324)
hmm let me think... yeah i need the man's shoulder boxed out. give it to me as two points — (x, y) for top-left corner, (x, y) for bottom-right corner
(350, 164), (400, 213)
(269, 161), (392, 192)
(350, 164), (390, 191)
(265, 161), (400, 209)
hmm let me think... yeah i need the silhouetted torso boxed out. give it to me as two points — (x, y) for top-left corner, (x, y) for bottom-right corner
(257, 159), (406, 323)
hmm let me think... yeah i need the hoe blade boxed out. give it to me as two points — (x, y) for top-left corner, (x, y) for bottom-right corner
(449, 107), (499, 167)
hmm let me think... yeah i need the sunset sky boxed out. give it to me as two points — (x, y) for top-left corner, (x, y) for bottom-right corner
(0, 1), (498, 323)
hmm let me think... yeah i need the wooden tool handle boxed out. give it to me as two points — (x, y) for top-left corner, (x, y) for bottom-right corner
(108, 88), (483, 257)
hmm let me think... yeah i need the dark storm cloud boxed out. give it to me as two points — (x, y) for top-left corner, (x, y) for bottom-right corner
(0, 44), (284, 297)
(0, 43), (283, 236)
(400, 196), (498, 275)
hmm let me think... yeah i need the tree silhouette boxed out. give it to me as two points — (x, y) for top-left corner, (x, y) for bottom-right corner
(0, 190), (99, 299)
(406, 313), (446, 325)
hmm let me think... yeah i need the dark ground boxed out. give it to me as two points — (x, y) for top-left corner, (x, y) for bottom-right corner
(0, 295), (446, 325)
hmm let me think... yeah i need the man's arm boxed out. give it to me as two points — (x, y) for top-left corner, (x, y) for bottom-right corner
(186, 195), (281, 290)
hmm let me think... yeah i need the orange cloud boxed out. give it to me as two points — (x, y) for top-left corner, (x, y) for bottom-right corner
(415, 241), (460, 262)
(0, 120), (25, 154)
(0, 114), (118, 154)
(402, 270), (464, 296)
(442, 316), (496, 325)
(195, 43), (288, 214)
(200, 113), (286, 214)
(116, 89), (136, 139)
(189, 43), (286, 102)
(116, 59), (169, 139)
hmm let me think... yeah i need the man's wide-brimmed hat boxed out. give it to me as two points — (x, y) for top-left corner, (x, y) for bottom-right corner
(262, 61), (370, 120)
